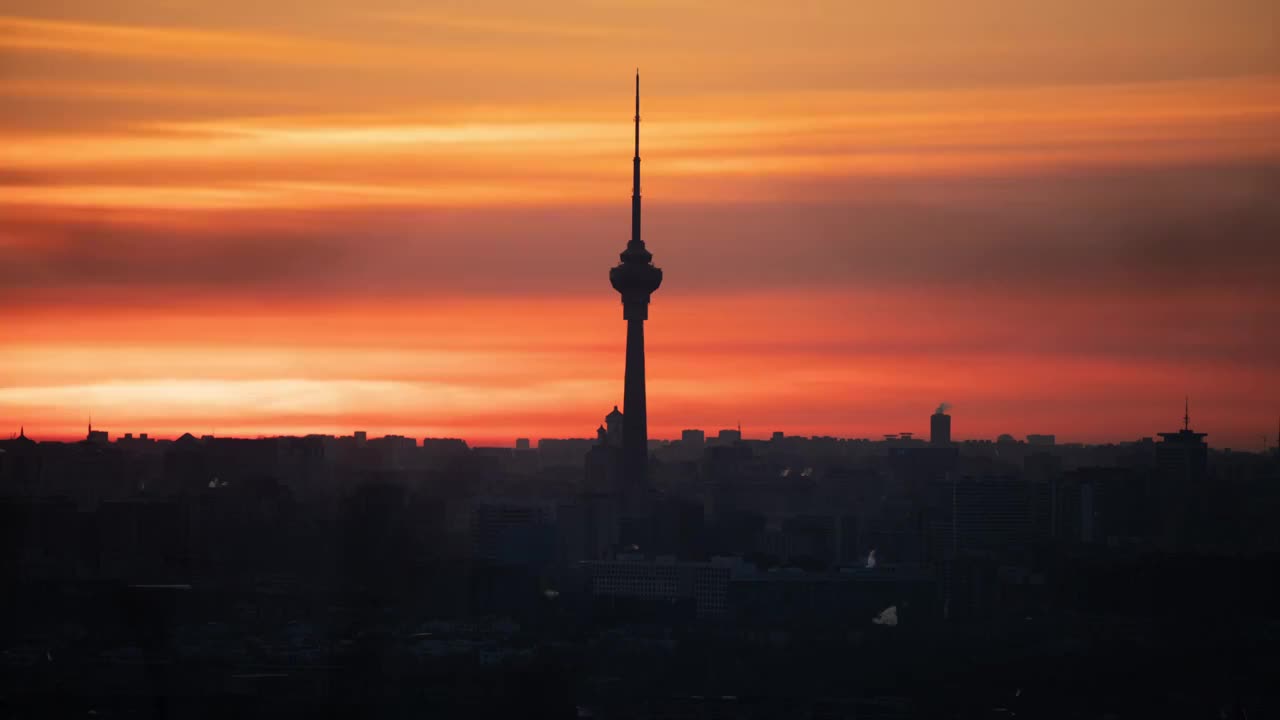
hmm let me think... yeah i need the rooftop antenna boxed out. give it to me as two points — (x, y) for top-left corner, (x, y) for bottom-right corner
(1183, 396), (1190, 432)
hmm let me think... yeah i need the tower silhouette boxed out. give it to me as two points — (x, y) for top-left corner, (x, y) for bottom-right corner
(610, 71), (663, 495)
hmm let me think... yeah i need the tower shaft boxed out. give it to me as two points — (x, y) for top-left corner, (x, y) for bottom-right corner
(624, 315), (648, 481)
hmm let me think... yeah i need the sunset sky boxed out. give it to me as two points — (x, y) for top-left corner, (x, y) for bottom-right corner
(2, 0), (1278, 447)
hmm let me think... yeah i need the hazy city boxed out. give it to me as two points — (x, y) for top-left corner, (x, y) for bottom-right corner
(6, 393), (1280, 718)
(4, 1), (1280, 718)
(5, 81), (1279, 714)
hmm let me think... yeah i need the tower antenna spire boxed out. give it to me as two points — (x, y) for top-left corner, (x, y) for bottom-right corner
(631, 69), (641, 248)
(1184, 396), (1190, 431)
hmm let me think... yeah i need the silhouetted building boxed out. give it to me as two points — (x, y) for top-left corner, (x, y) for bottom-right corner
(775, 514), (840, 569)
(887, 446), (959, 493)
(582, 555), (749, 619)
(930, 410), (952, 445)
(1156, 400), (1208, 485)
(86, 423), (109, 445)
(671, 428), (705, 462)
(558, 492), (618, 563)
(650, 495), (707, 560)
(0, 428), (41, 496)
(1027, 434), (1056, 446)
(1152, 401), (1210, 548)
(163, 433), (208, 493)
(605, 405), (624, 448)
(470, 499), (555, 567)
(368, 434), (416, 469)
(930, 475), (1034, 558)
(422, 437), (470, 466)
(585, 409), (624, 491)
(515, 438), (530, 450)
(538, 438), (595, 469)
(1055, 467), (1153, 545)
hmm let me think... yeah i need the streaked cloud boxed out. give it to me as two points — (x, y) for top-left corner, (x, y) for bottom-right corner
(0, 14), (449, 67)
(370, 9), (624, 39)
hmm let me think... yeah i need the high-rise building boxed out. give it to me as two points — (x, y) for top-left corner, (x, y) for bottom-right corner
(930, 410), (951, 445)
(717, 428), (741, 443)
(605, 406), (624, 448)
(929, 475), (1034, 559)
(681, 429), (705, 447)
(609, 73), (663, 495)
(678, 429), (706, 462)
(470, 499), (555, 565)
(1156, 398), (1208, 485)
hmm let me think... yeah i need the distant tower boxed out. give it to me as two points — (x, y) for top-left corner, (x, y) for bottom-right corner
(610, 71), (663, 492)
(931, 405), (952, 445)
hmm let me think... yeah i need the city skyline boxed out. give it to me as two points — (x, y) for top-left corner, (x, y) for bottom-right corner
(0, 401), (1242, 452)
(3, 0), (1279, 447)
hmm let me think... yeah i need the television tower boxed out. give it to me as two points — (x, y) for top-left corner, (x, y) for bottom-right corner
(610, 71), (663, 491)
